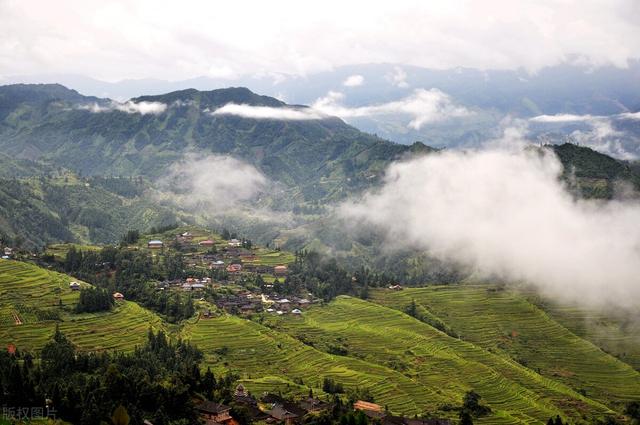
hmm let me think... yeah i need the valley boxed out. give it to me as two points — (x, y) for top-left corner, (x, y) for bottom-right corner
(2, 225), (640, 423)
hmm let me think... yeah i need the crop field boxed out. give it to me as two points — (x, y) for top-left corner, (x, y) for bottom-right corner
(370, 287), (640, 412)
(182, 313), (450, 417)
(534, 297), (640, 371)
(0, 259), (165, 353)
(3, 258), (640, 423)
(270, 296), (615, 424)
(251, 248), (295, 266)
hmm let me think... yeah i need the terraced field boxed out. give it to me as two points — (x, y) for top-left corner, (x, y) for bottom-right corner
(183, 313), (448, 416)
(535, 298), (640, 371)
(270, 296), (615, 424)
(370, 286), (640, 413)
(3, 258), (640, 423)
(0, 259), (165, 352)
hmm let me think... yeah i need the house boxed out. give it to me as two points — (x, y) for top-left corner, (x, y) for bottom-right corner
(299, 397), (330, 413)
(69, 282), (81, 291)
(147, 240), (164, 249)
(277, 298), (291, 311)
(268, 405), (299, 425)
(3, 247), (12, 256)
(113, 292), (125, 301)
(291, 308), (302, 315)
(273, 265), (288, 275)
(199, 240), (215, 247)
(388, 284), (403, 291)
(228, 238), (241, 247)
(196, 401), (232, 425)
(353, 401), (385, 420)
(262, 395), (306, 425)
(233, 385), (269, 420)
(226, 264), (242, 273)
(210, 260), (225, 269)
(404, 419), (451, 425)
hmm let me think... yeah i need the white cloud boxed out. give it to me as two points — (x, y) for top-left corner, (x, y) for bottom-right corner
(386, 66), (409, 88)
(619, 111), (640, 120)
(1, 0), (638, 80)
(529, 113), (640, 159)
(211, 103), (324, 120)
(530, 114), (600, 123)
(157, 153), (267, 211)
(79, 100), (167, 115)
(340, 145), (640, 309)
(312, 88), (472, 129)
(343, 74), (364, 87)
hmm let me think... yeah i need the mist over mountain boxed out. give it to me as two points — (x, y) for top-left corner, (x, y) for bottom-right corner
(7, 62), (640, 157)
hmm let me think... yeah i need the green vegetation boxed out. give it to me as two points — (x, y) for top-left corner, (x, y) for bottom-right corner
(549, 143), (640, 198)
(2, 256), (640, 423)
(0, 259), (165, 352)
(370, 286), (640, 413)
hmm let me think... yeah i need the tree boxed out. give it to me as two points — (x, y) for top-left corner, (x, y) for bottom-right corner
(461, 390), (491, 417)
(459, 411), (474, 425)
(111, 405), (130, 425)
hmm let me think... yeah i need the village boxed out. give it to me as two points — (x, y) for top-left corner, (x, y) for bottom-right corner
(142, 228), (318, 318)
(195, 385), (450, 425)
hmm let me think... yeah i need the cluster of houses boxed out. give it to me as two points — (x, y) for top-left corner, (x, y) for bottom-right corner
(195, 388), (450, 425)
(203, 292), (313, 317)
(2, 247), (13, 260)
(145, 233), (288, 279)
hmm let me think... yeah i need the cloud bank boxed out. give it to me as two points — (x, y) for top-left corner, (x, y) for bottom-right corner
(80, 100), (167, 115)
(529, 112), (640, 159)
(157, 153), (267, 211)
(211, 104), (324, 120)
(340, 146), (640, 309)
(312, 89), (472, 129)
(2, 0), (639, 80)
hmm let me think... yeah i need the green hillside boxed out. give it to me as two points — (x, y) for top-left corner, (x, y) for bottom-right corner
(2, 258), (640, 423)
(537, 298), (640, 372)
(370, 287), (640, 412)
(0, 259), (166, 352)
(0, 84), (422, 204)
(0, 175), (179, 247)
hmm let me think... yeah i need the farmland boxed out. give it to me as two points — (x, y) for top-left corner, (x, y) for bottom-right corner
(2, 258), (640, 423)
(369, 287), (640, 413)
(0, 259), (166, 352)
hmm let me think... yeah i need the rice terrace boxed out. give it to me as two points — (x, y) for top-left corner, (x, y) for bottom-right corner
(2, 1), (640, 424)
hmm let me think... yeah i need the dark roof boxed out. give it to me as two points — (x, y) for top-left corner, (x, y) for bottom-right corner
(405, 419), (451, 425)
(269, 405), (299, 420)
(197, 401), (231, 414)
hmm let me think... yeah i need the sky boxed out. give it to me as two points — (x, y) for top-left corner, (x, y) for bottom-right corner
(1, 0), (639, 81)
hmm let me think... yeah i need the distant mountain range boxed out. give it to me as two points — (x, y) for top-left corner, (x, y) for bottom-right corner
(0, 83), (638, 250)
(5, 62), (640, 152)
(0, 83), (428, 204)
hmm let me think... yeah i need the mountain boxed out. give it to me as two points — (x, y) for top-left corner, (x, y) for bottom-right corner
(0, 174), (179, 248)
(7, 62), (640, 151)
(0, 83), (639, 250)
(0, 84), (424, 203)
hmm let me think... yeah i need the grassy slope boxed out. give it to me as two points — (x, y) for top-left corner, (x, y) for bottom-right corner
(0, 259), (165, 352)
(536, 298), (640, 372)
(269, 296), (612, 424)
(3, 258), (640, 423)
(184, 313), (451, 415)
(370, 287), (640, 413)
